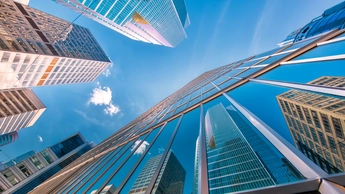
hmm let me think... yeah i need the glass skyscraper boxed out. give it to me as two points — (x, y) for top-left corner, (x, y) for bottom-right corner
(53, 0), (190, 47)
(29, 1), (345, 194)
(0, 131), (18, 147)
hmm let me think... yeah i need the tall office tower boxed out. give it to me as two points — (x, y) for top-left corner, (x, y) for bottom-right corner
(0, 88), (45, 135)
(277, 76), (345, 174)
(53, 0), (190, 47)
(0, 133), (92, 194)
(0, 131), (18, 147)
(130, 151), (186, 194)
(90, 184), (116, 194)
(205, 103), (302, 193)
(29, 2), (345, 194)
(0, 0), (111, 90)
(279, 1), (345, 46)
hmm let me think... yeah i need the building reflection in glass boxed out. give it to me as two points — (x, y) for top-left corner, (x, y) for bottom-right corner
(129, 151), (186, 194)
(277, 76), (345, 174)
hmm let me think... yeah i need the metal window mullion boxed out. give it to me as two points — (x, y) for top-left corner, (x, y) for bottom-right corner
(144, 115), (184, 194)
(249, 78), (345, 98)
(222, 92), (327, 178)
(115, 122), (168, 193)
(47, 161), (93, 194)
(198, 104), (210, 194)
(63, 144), (126, 193)
(93, 128), (155, 194)
(74, 138), (139, 193)
(57, 159), (100, 194)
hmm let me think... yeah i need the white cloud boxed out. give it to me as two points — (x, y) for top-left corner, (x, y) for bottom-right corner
(88, 84), (120, 116)
(38, 135), (43, 142)
(132, 140), (149, 155)
(102, 69), (111, 77)
(88, 86), (112, 106)
(158, 147), (164, 153)
(104, 103), (120, 116)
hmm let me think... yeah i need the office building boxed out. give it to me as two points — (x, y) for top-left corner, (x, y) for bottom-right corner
(130, 151), (185, 194)
(53, 0), (190, 47)
(29, 2), (345, 194)
(0, 133), (92, 194)
(0, 131), (18, 147)
(277, 76), (345, 174)
(91, 184), (116, 194)
(0, 0), (111, 90)
(0, 88), (45, 135)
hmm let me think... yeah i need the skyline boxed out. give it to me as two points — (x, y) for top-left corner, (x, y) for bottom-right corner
(4, 0), (345, 193)
(0, 0), (343, 164)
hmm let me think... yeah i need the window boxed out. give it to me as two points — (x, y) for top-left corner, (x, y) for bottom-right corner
(332, 117), (344, 139)
(295, 105), (304, 121)
(303, 107), (313, 124)
(318, 131), (327, 147)
(30, 156), (44, 170)
(17, 162), (31, 177)
(327, 136), (338, 155)
(311, 110), (321, 128)
(1, 169), (19, 186)
(320, 113), (332, 133)
(41, 151), (53, 164)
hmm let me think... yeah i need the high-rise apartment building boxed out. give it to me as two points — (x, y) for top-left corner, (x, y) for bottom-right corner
(129, 151), (185, 194)
(0, 133), (92, 194)
(28, 2), (345, 194)
(53, 0), (190, 47)
(0, 0), (111, 90)
(0, 131), (18, 147)
(0, 88), (45, 135)
(277, 76), (345, 174)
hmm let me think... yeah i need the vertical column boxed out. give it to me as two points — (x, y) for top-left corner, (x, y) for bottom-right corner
(198, 104), (209, 194)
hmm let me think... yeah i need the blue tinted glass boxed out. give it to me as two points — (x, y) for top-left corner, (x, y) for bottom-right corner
(312, 14), (335, 36)
(257, 52), (290, 65)
(259, 60), (345, 84)
(253, 47), (281, 59)
(238, 59), (262, 68)
(285, 36), (318, 51)
(188, 96), (201, 108)
(153, 107), (200, 194)
(119, 118), (180, 193)
(224, 69), (243, 77)
(236, 67), (263, 78)
(293, 40), (345, 60)
(203, 88), (218, 99)
(323, 11), (343, 32)
(213, 76), (228, 85)
(218, 79), (238, 90)
(330, 9), (345, 29)
(85, 127), (161, 193)
(306, 18), (325, 38)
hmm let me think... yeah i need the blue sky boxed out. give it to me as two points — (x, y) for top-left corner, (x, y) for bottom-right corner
(1, 0), (343, 163)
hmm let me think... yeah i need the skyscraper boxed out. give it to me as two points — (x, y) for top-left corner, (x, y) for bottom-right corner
(129, 151), (186, 194)
(277, 76), (345, 174)
(205, 103), (302, 193)
(0, 131), (18, 147)
(53, 0), (190, 47)
(0, 88), (45, 135)
(29, 1), (345, 194)
(0, 133), (92, 194)
(0, 0), (111, 90)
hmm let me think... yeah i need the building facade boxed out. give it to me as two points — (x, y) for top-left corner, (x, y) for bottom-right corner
(0, 0), (111, 90)
(53, 0), (190, 47)
(277, 76), (345, 174)
(29, 1), (345, 194)
(130, 151), (186, 194)
(0, 133), (92, 194)
(0, 88), (45, 135)
(0, 131), (18, 147)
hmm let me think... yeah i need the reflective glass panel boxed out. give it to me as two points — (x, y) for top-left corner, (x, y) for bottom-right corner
(293, 40), (345, 61)
(119, 118), (180, 193)
(152, 107), (200, 194)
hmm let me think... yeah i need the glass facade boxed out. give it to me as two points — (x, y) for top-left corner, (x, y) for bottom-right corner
(30, 1), (345, 194)
(54, 0), (189, 47)
(50, 133), (85, 158)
